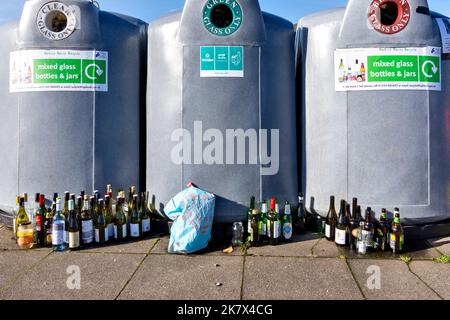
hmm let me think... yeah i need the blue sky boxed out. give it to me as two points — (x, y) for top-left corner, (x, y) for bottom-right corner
(0, 0), (449, 23)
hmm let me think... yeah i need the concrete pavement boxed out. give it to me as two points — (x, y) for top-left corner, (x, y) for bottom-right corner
(0, 224), (449, 300)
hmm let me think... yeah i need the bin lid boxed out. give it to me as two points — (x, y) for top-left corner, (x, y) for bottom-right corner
(18, 0), (101, 47)
(338, 0), (438, 47)
(178, 0), (266, 45)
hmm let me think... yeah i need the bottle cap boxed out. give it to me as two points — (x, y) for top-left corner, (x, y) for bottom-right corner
(270, 198), (276, 210)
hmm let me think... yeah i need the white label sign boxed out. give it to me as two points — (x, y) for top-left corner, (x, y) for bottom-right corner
(10, 50), (108, 93)
(436, 18), (450, 54)
(335, 47), (441, 92)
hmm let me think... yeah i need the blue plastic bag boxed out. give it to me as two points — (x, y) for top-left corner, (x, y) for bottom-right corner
(164, 184), (216, 254)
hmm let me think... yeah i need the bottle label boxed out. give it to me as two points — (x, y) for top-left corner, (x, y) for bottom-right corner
(259, 222), (266, 236)
(362, 230), (373, 248)
(325, 224), (331, 238)
(390, 234), (404, 251)
(69, 231), (80, 249)
(335, 228), (347, 245)
(64, 230), (69, 244)
(273, 221), (280, 239)
(283, 222), (292, 240)
(114, 224), (127, 239)
(130, 223), (140, 237)
(95, 228), (109, 243)
(247, 218), (252, 234)
(52, 222), (65, 246)
(81, 220), (94, 244)
(107, 223), (114, 238)
(36, 216), (42, 232)
(141, 218), (151, 233)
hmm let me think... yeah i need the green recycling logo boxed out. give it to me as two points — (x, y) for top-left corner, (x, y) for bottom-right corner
(203, 0), (243, 37)
(419, 56), (440, 83)
(82, 60), (107, 84)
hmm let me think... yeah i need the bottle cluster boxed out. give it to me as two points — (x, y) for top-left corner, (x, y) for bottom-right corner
(13, 185), (154, 252)
(245, 196), (307, 247)
(323, 196), (405, 255)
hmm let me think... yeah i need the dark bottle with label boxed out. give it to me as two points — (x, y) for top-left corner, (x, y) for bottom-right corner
(35, 194), (46, 247)
(268, 198), (280, 246)
(378, 208), (390, 251)
(68, 199), (80, 250)
(258, 200), (268, 245)
(81, 195), (94, 246)
(325, 196), (338, 241)
(345, 203), (352, 246)
(362, 208), (375, 253)
(130, 195), (141, 238)
(44, 205), (54, 247)
(114, 197), (128, 241)
(95, 199), (108, 245)
(249, 208), (260, 247)
(349, 202), (360, 251)
(295, 193), (306, 234)
(335, 200), (348, 246)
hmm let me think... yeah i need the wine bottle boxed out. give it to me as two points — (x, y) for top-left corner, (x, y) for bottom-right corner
(44, 206), (53, 247)
(81, 195), (94, 246)
(247, 196), (256, 239)
(140, 193), (151, 234)
(114, 196), (127, 241)
(62, 192), (70, 247)
(268, 198), (280, 246)
(282, 201), (293, 242)
(95, 199), (108, 244)
(15, 196), (30, 240)
(36, 194), (46, 246)
(68, 199), (80, 250)
(379, 208), (390, 251)
(349, 202), (360, 251)
(32, 193), (40, 244)
(295, 193), (306, 234)
(325, 196), (338, 241)
(249, 208), (260, 246)
(362, 208), (375, 253)
(335, 200), (347, 246)
(52, 198), (66, 252)
(105, 195), (115, 239)
(90, 196), (97, 224)
(130, 195), (141, 238)
(258, 200), (268, 245)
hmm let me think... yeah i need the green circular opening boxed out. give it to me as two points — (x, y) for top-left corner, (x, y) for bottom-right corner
(379, 1), (399, 26)
(210, 4), (234, 29)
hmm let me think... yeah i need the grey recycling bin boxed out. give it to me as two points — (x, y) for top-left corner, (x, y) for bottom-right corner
(147, 0), (298, 222)
(0, 0), (147, 215)
(297, 0), (450, 225)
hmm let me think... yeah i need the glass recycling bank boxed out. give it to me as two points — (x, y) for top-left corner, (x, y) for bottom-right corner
(0, 0), (450, 238)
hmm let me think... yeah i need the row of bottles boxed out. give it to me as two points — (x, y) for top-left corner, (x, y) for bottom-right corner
(246, 196), (304, 247)
(338, 58), (366, 83)
(324, 196), (404, 255)
(13, 185), (155, 252)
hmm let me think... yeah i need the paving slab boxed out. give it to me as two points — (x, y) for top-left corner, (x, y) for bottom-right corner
(247, 233), (321, 257)
(0, 250), (50, 291)
(79, 235), (159, 254)
(312, 238), (341, 257)
(428, 237), (450, 256)
(410, 261), (450, 300)
(243, 257), (363, 300)
(348, 259), (441, 300)
(0, 252), (145, 300)
(118, 255), (243, 300)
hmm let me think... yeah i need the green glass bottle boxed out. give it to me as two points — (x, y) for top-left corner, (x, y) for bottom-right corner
(268, 198), (280, 246)
(258, 200), (268, 245)
(140, 192), (151, 234)
(335, 200), (348, 247)
(130, 195), (141, 238)
(247, 196), (256, 240)
(249, 208), (260, 246)
(104, 195), (114, 239)
(114, 197), (128, 241)
(95, 199), (108, 245)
